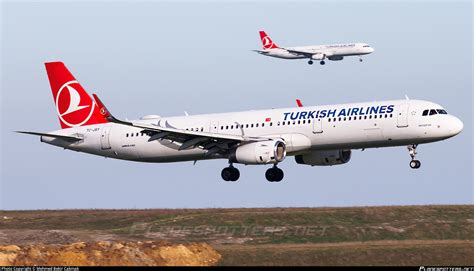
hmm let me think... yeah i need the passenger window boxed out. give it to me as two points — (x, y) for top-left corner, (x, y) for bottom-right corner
(131, 133), (134, 137)
(251, 124), (254, 128)
(256, 123), (259, 127)
(328, 118), (331, 122)
(226, 126), (228, 129)
(348, 117), (351, 121)
(292, 121), (296, 125)
(308, 119), (311, 124)
(277, 121), (280, 126)
(333, 118), (336, 122)
(126, 133), (129, 137)
(390, 114), (393, 118)
(374, 115), (377, 119)
(422, 110), (429, 116)
(338, 117), (341, 121)
(364, 116), (367, 119)
(282, 122), (285, 126)
(429, 109), (437, 115)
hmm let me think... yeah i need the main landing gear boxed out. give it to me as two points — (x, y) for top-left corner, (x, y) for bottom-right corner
(407, 144), (421, 169)
(220, 163), (285, 182)
(308, 60), (314, 65)
(320, 60), (325, 65)
(265, 165), (284, 182)
(221, 163), (240, 182)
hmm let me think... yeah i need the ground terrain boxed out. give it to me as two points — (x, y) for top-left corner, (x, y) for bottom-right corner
(1, 205), (473, 265)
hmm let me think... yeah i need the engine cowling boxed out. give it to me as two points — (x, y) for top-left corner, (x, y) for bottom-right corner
(295, 150), (351, 166)
(231, 140), (286, 165)
(328, 56), (343, 61)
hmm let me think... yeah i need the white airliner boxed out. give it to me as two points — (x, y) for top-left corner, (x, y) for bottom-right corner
(18, 62), (463, 182)
(254, 31), (375, 65)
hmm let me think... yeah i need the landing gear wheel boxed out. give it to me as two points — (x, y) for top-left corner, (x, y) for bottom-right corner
(359, 58), (363, 62)
(265, 166), (284, 182)
(221, 166), (240, 181)
(308, 60), (313, 65)
(410, 160), (421, 169)
(320, 60), (325, 65)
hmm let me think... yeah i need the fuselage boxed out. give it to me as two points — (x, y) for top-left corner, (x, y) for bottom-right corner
(263, 43), (374, 60)
(42, 99), (463, 163)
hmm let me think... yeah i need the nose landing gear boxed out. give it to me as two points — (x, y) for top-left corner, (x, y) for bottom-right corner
(407, 144), (421, 169)
(265, 165), (284, 182)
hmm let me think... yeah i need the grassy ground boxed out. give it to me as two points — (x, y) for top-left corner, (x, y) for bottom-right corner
(1, 205), (473, 265)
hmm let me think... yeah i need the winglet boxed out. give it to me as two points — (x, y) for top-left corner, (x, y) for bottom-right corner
(92, 94), (112, 119)
(296, 99), (303, 107)
(92, 94), (130, 125)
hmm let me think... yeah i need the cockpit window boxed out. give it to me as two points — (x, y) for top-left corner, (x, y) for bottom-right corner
(422, 109), (429, 116)
(429, 109), (437, 115)
(436, 109), (447, 114)
(363, 45), (370, 47)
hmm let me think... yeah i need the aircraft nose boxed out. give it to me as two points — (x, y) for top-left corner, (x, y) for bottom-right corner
(449, 116), (463, 136)
(369, 47), (375, 53)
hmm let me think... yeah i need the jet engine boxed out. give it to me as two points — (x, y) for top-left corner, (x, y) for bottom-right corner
(328, 56), (344, 61)
(295, 150), (351, 166)
(230, 140), (286, 165)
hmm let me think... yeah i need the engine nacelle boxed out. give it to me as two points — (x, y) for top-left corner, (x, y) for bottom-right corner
(295, 150), (351, 166)
(231, 140), (286, 165)
(328, 56), (343, 61)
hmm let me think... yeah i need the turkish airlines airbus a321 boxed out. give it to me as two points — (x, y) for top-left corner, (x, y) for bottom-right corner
(254, 31), (375, 65)
(18, 62), (463, 182)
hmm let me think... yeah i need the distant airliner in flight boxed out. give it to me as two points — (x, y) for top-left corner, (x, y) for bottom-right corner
(254, 31), (375, 65)
(18, 62), (463, 182)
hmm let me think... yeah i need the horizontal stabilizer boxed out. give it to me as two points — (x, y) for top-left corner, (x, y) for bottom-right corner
(15, 131), (82, 141)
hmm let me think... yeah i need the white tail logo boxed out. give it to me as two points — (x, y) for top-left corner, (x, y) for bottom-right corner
(55, 80), (95, 127)
(60, 85), (89, 116)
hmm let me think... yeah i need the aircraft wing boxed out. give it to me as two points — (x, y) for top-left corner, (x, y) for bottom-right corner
(16, 131), (83, 141)
(93, 94), (274, 155)
(284, 48), (316, 57)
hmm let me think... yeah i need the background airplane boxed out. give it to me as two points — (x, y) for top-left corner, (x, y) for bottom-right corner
(254, 31), (375, 65)
(18, 62), (463, 182)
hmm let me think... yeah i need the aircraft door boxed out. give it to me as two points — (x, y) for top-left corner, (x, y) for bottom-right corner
(100, 126), (112, 150)
(210, 121), (219, 133)
(313, 118), (323, 133)
(397, 104), (409, 128)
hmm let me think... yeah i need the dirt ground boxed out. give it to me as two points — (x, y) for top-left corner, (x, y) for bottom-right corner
(1, 205), (473, 265)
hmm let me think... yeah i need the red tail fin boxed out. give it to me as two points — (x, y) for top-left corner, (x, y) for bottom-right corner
(259, 31), (279, 49)
(45, 62), (108, 129)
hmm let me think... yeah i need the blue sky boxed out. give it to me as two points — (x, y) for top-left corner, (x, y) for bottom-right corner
(1, 1), (472, 209)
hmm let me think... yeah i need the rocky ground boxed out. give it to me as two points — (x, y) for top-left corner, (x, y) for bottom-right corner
(1, 205), (472, 265)
(0, 241), (221, 266)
